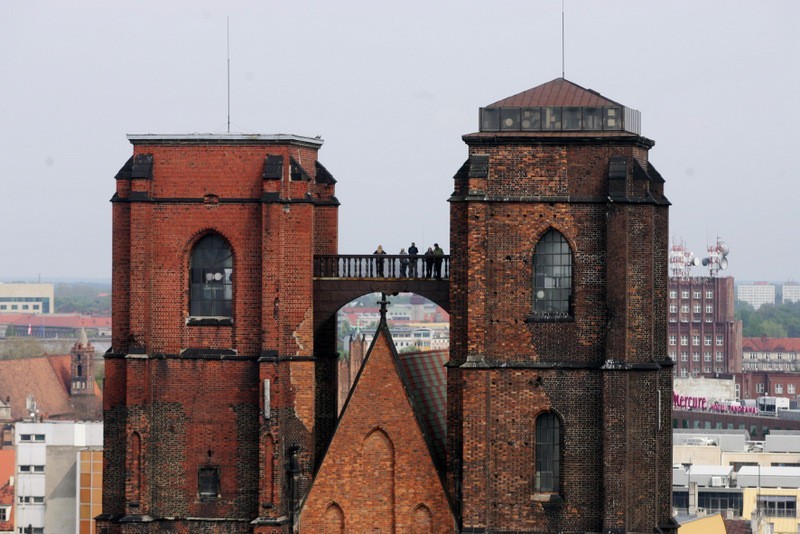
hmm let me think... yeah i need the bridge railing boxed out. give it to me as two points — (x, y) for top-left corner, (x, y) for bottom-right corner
(313, 254), (450, 280)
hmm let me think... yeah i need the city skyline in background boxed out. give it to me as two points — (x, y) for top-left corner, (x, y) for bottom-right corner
(2, 2), (798, 282)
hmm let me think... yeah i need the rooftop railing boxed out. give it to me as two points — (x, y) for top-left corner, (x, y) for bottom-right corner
(313, 254), (450, 280)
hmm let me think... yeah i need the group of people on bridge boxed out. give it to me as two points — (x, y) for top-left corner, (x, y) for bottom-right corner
(373, 242), (445, 279)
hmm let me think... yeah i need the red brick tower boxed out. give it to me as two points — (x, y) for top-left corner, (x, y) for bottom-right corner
(70, 328), (95, 396)
(448, 79), (676, 533)
(99, 134), (338, 533)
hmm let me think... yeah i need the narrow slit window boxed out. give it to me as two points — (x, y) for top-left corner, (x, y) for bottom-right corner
(535, 412), (560, 493)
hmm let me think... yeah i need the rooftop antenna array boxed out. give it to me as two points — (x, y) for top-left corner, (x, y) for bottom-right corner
(669, 239), (696, 279)
(701, 237), (730, 277)
(669, 237), (730, 279)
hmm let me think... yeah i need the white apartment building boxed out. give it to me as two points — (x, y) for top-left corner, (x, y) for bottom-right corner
(0, 284), (54, 315)
(784, 283), (800, 304)
(737, 282), (776, 310)
(15, 421), (102, 534)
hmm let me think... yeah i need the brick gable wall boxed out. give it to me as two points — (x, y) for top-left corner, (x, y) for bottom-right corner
(300, 327), (455, 532)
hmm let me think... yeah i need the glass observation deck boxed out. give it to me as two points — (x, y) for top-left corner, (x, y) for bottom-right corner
(479, 105), (641, 135)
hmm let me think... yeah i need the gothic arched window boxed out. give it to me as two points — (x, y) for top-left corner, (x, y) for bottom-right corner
(534, 411), (560, 493)
(532, 229), (573, 318)
(190, 234), (233, 317)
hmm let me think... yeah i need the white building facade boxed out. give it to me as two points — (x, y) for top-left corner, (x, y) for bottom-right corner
(784, 283), (800, 304)
(0, 284), (54, 315)
(737, 282), (776, 310)
(15, 421), (102, 534)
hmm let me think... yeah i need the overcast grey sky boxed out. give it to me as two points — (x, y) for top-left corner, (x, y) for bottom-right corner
(1, 1), (798, 282)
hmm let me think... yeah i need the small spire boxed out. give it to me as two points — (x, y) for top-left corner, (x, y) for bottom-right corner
(79, 327), (89, 347)
(377, 292), (391, 325)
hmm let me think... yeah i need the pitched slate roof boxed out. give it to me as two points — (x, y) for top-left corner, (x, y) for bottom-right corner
(487, 77), (622, 108)
(396, 349), (448, 471)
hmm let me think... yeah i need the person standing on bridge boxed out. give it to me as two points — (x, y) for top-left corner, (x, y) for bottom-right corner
(399, 248), (409, 277)
(373, 245), (387, 277)
(433, 243), (444, 279)
(408, 242), (419, 277)
(424, 247), (434, 278)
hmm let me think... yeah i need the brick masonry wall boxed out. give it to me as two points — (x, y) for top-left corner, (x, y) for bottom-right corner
(102, 138), (335, 533)
(449, 136), (674, 533)
(300, 328), (455, 532)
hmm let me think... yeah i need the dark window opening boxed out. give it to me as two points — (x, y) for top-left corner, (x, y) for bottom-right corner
(198, 467), (220, 498)
(535, 412), (560, 493)
(190, 234), (233, 318)
(532, 229), (573, 319)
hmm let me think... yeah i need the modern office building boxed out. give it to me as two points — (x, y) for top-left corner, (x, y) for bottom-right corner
(784, 282), (800, 304)
(668, 276), (742, 377)
(14, 421), (102, 534)
(673, 429), (800, 534)
(0, 284), (54, 315)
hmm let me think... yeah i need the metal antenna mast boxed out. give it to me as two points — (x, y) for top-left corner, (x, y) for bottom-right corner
(227, 16), (231, 133)
(561, 0), (565, 78)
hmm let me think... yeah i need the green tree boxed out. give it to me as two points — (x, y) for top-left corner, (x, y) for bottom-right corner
(736, 299), (800, 338)
(758, 320), (788, 338)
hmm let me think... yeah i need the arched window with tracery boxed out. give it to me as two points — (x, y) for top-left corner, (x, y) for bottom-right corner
(532, 229), (573, 318)
(190, 234), (233, 317)
(534, 411), (560, 493)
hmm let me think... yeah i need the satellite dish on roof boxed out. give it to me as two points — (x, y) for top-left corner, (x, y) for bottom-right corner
(719, 258), (728, 270)
(718, 241), (730, 257)
(692, 257), (702, 267)
(702, 257), (711, 267)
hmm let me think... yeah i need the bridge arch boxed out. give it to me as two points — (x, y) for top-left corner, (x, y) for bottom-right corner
(311, 257), (450, 466)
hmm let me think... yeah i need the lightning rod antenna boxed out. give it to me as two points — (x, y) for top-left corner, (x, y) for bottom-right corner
(561, 0), (565, 78)
(227, 16), (231, 133)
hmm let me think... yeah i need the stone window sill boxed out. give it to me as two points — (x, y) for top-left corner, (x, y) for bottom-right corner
(186, 317), (233, 326)
(532, 493), (563, 510)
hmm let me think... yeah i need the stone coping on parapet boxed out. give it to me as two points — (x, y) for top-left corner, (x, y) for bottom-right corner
(127, 133), (324, 148)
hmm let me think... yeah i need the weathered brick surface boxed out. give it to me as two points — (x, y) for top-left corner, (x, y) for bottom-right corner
(300, 327), (455, 532)
(449, 132), (674, 533)
(101, 137), (337, 533)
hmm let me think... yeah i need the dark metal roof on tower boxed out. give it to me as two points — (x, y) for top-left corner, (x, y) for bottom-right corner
(474, 78), (642, 137)
(486, 78), (622, 108)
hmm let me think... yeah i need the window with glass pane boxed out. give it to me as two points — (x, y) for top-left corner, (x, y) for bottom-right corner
(582, 108), (602, 130)
(480, 108), (500, 131)
(198, 467), (220, 498)
(532, 230), (572, 318)
(521, 108), (541, 130)
(535, 412), (560, 493)
(604, 108), (621, 130)
(542, 107), (562, 130)
(758, 495), (796, 517)
(190, 234), (233, 317)
(500, 108), (521, 130)
(562, 108), (581, 130)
